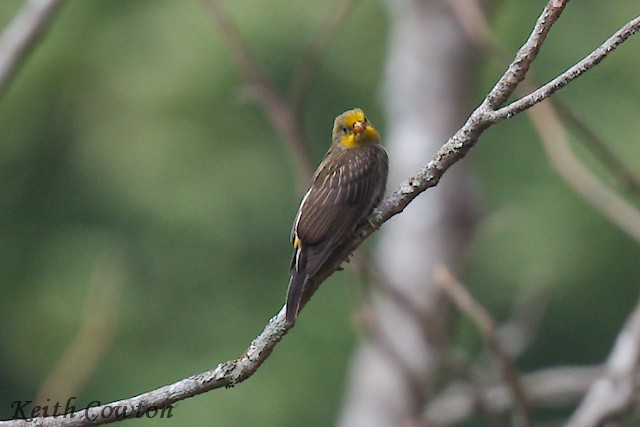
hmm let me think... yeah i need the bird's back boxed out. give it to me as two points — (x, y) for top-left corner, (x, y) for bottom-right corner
(293, 144), (388, 277)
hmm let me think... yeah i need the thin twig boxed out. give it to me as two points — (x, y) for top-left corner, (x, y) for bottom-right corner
(448, 0), (640, 244)
(441, 348), (510, 427)
(4, 1), (640, 425)
(514, 52), (640, 244)
(362, 303), (431, 425)
(288, 0), (358, 114)
(435, 267), (532, 427)
(201, 0), (315, 183)
(351, 250), (441, 341)
(352, 250), (448, 423)
(0, 0), (63, 98)
(453, 0), (640, 200)
(553, 101), (640, 196)
(497, 288), (547, 359)
(484, 0), (569, 109)
(353, 256), (511, 425)
(424, 365), (602, 426)
(444, 0), (492, 47)
(512, 32), (640, 243)
(531, 97), (640, 243)
(566, 300), (640, 427)
(491, 16), (640, 121)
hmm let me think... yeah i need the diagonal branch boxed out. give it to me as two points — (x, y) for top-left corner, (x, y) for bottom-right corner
(566, 300), (640, 427)
(529, 96), (640, 243)
(201, 0), (315, 184)
(448, 0), (640, 244)
(491, 15), (640, 121)
(435, 268), (532, 427)
(425, 365), (602, 426)
(2, 307), (291, 427)
(4, 1), (640, 426)
(0, 0), (63, 99)
(288, 0), (357, 114)
(553, 101), (640, 196)
(484, 0), (569, 109)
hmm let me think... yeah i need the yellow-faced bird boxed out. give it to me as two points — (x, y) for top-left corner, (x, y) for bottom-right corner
(286, 108), (388, 322)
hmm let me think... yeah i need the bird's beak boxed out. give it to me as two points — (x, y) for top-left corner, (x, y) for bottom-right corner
(353, 121), (365, 134)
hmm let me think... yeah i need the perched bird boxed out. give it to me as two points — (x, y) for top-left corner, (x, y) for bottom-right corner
(286, 108), (388, 323)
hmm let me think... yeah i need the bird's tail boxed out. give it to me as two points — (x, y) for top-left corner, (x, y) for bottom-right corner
(286, 246), (308, 323)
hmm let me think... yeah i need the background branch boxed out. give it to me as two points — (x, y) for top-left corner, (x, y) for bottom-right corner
(201, 0), (315, 183)
(425, 365), (602, 426)
(449, 0), (640, 243)
(436, 267), (532, 427)
(566, 300), (640, 427)
(530, 96), (640, 243)
(553, 101), (640, 196)
(0, 0), (62, 99)
(491, 16), (640, 121)
(288, 0), (357, 114)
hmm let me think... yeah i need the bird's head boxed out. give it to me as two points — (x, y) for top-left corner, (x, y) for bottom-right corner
(332, 108), (379, 148)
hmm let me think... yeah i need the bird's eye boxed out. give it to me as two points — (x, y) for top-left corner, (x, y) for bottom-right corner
(341, 126), (348, 134)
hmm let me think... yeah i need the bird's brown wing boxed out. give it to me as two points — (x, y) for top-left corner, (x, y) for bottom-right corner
(292, 145), (388, 276)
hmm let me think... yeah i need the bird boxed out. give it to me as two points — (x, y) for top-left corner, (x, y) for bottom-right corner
(286, 108), (388, 323)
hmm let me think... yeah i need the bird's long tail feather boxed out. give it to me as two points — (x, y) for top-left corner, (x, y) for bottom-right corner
(286, 246), (307, 323)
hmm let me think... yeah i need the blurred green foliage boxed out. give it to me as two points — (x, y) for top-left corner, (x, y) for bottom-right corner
(0, 0), (638, 426)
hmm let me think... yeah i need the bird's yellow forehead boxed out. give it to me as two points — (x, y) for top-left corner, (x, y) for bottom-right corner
(339, 109), (365, 127)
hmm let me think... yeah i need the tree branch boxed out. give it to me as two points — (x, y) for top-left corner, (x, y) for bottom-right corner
(4, 1), (640, 425)
(553, 101), (640, 196)
(2, 307), (291, 427)
(288, 0), (357, 114)
(201, 0), (315, 184)
(565, 300), (640, 427)
(448, 0), (640, 245)
(529, 94), (640, 244)
(0, 0), (63, 99)
(425, 365), (602, 426)
(484, 0), (568, 109)
(491, 15), (640, 121)
(435, 268), (532, 427)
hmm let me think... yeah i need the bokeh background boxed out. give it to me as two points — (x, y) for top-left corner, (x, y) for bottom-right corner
(0, 0), (639, 426)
